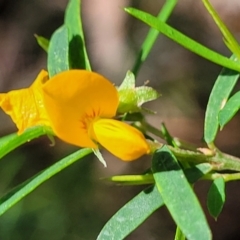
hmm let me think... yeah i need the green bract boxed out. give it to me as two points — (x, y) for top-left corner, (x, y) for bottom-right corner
(117, 71), (160, 114)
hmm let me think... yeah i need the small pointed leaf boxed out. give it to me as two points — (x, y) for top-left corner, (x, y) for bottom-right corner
(207, 177), (225, 219)
(219, 91), (240, 128)
(204, 55), (239, 143)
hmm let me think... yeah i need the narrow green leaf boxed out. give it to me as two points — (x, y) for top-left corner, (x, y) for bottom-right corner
(160, 123), (177, 147)
(132, 0), (178, 75)
(0, 126), (52, 160)
(64, 0), (91, 70)
(47, 25), (69, 77)
(219, 91), (240, 128)
(34, 34), (49, 52)
(0, 148), (92, 216)
(125, 8), (240, 72)
(152, 146), (211, 240)
(207, 177), (225, 219)
(202, 0), (240, 59)
(204, 55), (240, 143)
(97, 185), (164, 240)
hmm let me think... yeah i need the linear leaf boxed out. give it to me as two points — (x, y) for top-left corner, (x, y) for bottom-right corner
(47, 25), (69, 77)
(204, 55), (240, 143)
(132, 0), (178, 75)
(0, 148), (92, 216)
(152, 146), (211, 240)
(202, 0), (240, 59)
(0, 126), (52, 160)
(64, 0), (91, 70)
(219, 91), (240, 128)
(207, 177), (225, 219)
(97, 185), (163, 240)
(125, 8), (240, 72)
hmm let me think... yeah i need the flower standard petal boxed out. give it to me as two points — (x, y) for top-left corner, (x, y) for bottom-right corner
(90, 118), (150, 161)
(42, 70), (119, 148)
(0, 70), (50, 133)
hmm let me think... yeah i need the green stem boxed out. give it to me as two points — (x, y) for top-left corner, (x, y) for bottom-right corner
(169, 147), (240, 171)
(144, 121), (165, 139)
(145, 122), (240, 172)
(132, 0), (178, 75)
(148, 140), (240, 171)
(203, 172), (240, 182)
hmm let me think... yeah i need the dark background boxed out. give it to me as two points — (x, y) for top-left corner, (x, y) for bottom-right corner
(0, 0), (240, 239)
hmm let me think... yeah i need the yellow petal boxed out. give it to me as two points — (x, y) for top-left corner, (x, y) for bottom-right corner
(42, 70), (119, 148)
(90, 118), (150, 161)
(0, 70), (50, 133)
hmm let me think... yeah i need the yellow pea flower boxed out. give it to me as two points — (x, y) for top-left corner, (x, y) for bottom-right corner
(42, 70), (119, 149)
(89, 118), (150, 161)
(0, 70), (150, 161)
(0, 70), (50, 133)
